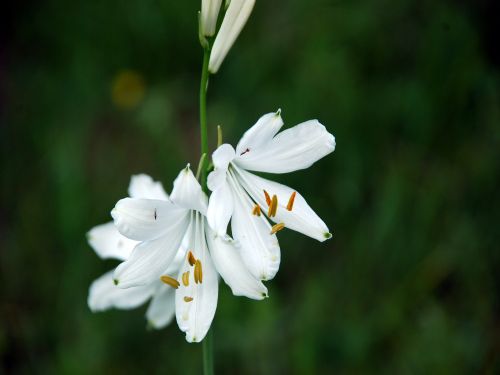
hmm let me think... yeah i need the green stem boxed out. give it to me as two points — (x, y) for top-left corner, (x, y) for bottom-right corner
(199, 48), (210, 192)
(202, 329), (214, 375)
(199, 47), (214, 375)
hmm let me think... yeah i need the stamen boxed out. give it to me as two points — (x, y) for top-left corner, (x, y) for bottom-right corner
(160, 275), (180, 289)
(286, 192), (297, 211)
(184, 296), (194, 302)
(252, 204), (261, 216)
(194, 260), (203, 284)
(188, 251), (196, 266)
(263, 190), (271, 206)
(270, 222), (285, 235)
(182, 271), (190, 287)
(268, 194), (278, 217)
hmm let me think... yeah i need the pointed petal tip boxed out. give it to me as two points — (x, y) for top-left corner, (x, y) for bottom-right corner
(113, 278), (119, 286)
(275, 108), (281, 116)
(324, 232), (332, 240)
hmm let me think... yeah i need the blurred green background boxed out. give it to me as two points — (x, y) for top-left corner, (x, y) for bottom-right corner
(2, 0), (499, 373)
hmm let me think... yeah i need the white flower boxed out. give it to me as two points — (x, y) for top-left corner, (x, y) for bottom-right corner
(207, 110), (336, 281)
(208, 0), (255, 74)
(201, 0), (223, 37)
(111, 166), (267, 342)
(87, 174), (179, 329)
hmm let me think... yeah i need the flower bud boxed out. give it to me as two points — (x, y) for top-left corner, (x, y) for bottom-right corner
(208, 0), (255, 74)
(201, 0), (223, 37)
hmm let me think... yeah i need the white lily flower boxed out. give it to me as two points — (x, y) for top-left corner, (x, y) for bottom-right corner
(208, 0), (255, 74)
(207, 110), (336, 280)
(87, 174), (180, 329)
(201, 0), (223, 37)
(111, 166), (267, 342)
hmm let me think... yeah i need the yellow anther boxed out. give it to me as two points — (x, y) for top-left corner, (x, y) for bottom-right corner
(182, 271), (190, 287)
(188, 251), (196, 266)
(263, 190), (271, 206)
(286, 192), (297, 211)
(268, 194), (278, 217)
(270, 222), (285, 235)
(252, 204), (261, 216)
(160, 275), (180, 289)
(194, 260), (203, 284)
(184, 296), (194, 302)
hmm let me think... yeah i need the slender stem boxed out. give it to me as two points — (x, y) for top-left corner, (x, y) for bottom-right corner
(199, 47), (214, 375)
(202, 329), (214, 375)
(199, 48), (210, 192)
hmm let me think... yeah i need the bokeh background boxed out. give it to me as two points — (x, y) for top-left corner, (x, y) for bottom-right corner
(2, 0), (499, 373)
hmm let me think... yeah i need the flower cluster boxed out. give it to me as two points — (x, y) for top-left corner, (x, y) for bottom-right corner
(87, 1), (336, 344)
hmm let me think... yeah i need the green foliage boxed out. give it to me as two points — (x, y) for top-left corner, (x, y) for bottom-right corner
(1, 0), (499, 373)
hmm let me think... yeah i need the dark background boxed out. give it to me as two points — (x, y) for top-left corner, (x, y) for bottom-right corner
(1, 0), (499, 373)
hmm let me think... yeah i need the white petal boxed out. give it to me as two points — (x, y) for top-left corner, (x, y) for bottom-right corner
(146, 285), (176, 329)
(128, 174), (169, 200)
(211, 143), (236, 171)
(170, 165), (208, 215)
(201, 0), (223, 37)
(227, 171), (280, 281)
(87, 222), (137, 261)
(113, 211), (190, 288)
(208, 0), (256, 73)
(206, 227), (268, 300)
(234, 166), (331, 241)
(111, 198), (186, 241)
(88, 270), (154, 312)
(176, 214), (218, 343)
(206, 180), (233, 236)
(234, 119), (335, 173)
(235, 111), (283, 156)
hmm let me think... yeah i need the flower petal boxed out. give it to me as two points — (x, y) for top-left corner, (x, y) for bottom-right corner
(176, 214), (218, 343)
(146, 285), (176, 329)
(128, 174), (169, 200)
(227, 171), (280, 281)
(206, 227), (268, 300)
(212, 143), (236, 171)
(111, 198), (186, 241)
(170, 165), (208, 215)
(113, 211), (190, 288)
(88, 270), (154, 312)
(207, 180), (234, 237)
(234, 166), (331, 241)
(201, 0), (223, 37)
(235, 111), (284, 156)
(234, 119), (335, 173)
(87, 222), (137, 261)
(208, 0), (256, 73)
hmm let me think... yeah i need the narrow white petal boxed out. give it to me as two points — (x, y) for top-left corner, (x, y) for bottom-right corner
(170, 165), (208, 215)
(128, 174), (169, 200)
(235, 111), (283, 156)
(227, 171), (280, 281)
(211, 143), (236, 171)
(113, 211), (190, 288)
(207, 227), (268, 300)
(146, 285), (176, 329)
(176, 214), (218, 343)
(87, 222), (137, 261)
(207, 180), (233, 236)
(234, 119), (335, 173)
(88, 270), (154, 312)
(201, 0), (223, 37)
(235, 166), (331, 241)
(111, 198), (186, 241)
(208, 0), (256, 73)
